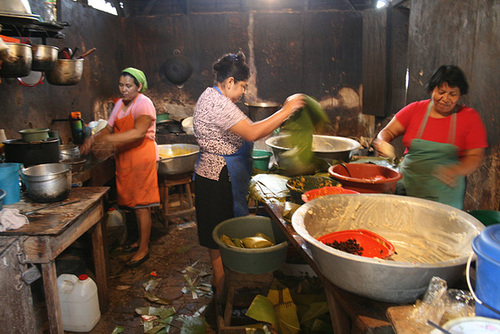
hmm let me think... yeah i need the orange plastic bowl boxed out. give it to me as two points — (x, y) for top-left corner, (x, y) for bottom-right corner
(301, 186), (359, 203)
(317, 229), (395, 259)
(328, 163), (402, 193)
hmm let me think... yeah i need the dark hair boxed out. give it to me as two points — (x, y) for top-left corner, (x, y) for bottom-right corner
(121, 72), (140, 87)
(213, 51), (250, 84)
(426, 65), (469, 95)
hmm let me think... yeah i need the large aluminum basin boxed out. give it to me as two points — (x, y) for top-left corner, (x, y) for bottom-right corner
(157, 144), (199, 175)
(291, 194), (485, 303)
(265, 134), (360, 165)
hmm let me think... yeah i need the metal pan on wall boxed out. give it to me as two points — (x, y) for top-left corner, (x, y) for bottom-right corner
(163, 49), (193, 87)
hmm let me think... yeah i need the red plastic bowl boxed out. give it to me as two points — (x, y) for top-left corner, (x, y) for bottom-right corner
(301, 186), (359, 203)
(328, 163), (402, 193)
(317, 229), (395, 259)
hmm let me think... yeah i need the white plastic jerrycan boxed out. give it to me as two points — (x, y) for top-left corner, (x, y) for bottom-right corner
(57, 274), (101, 332)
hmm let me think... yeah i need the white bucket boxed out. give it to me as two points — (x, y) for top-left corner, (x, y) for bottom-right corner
(57, 274), (101, 332)
(106, 207), (127, 244)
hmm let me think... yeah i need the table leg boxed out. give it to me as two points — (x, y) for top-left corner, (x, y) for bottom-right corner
(325, 288), (351, 334)
(41, 261), (64, 334)
(91, 219), (109, 312)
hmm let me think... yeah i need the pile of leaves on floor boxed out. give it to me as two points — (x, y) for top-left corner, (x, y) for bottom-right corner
(111, 259), (212, 334)
(245, 273), (333, 334)
(110, 259), (331, 334)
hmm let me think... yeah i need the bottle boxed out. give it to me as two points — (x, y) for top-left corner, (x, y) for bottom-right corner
(57, 274), (101, 332)
(70, 112), (85, 144)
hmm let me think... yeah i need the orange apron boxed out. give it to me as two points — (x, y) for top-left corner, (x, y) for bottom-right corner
(113, 102), (160, 208)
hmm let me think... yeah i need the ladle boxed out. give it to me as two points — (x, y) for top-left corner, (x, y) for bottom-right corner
(339, 163), (352, 177)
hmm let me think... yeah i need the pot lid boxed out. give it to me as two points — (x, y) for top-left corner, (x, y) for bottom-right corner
(244, 102), (281, 108)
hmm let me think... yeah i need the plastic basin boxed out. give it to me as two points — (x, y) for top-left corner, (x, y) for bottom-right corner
(213, 215), (289, 274)
(302, 186), (359, 202)
(252, 150), (272, 171)
(328, 163), (402, 193)
(286, 175), (340, 204)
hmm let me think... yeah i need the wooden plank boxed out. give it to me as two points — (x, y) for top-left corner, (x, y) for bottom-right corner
(0, 237), (38, 333)
(362, 8), (387, 117)
(42, 260), (64, 334)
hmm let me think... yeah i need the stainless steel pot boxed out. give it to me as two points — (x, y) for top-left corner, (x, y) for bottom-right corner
(157, 144), (199, 175)
(31, 45), (58, 71)
(20, 163), (72, 203)
(45, 59), (83, 86)
(0, 43), (32, 78)
(266, 134), (361, 165)
(244, 102), (281, 122)
(59, 144), (80, 161)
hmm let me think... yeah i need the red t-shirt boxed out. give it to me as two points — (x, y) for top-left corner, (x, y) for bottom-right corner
(395, 100), (488, 156)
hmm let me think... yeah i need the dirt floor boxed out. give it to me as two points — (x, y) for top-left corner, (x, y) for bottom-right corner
(31, 189), (330, 334)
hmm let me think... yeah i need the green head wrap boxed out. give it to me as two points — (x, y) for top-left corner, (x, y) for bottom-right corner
(122, 67), (148, 92)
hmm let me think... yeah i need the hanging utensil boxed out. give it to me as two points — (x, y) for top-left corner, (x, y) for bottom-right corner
(78, 47), (96, 59)
(23, 200), (80, 215)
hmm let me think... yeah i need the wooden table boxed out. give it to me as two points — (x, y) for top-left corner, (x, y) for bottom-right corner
(0, 187), (110, 334)
(249, 174), (397, 334)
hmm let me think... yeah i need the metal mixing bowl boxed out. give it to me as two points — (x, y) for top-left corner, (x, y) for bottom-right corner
(291, 194), (485, 303)
(265, 134), (360, 165)
(157, 144), (199, 175)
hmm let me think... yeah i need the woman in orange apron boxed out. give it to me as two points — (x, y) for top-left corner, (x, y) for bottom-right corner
(81, 67), (160, 267)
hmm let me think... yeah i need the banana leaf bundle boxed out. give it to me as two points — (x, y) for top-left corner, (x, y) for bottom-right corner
(220, 232), (275, 248)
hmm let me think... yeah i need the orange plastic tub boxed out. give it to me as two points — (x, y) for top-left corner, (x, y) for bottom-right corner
(301, 186), (359, 203)
(317, 229), (395, 259)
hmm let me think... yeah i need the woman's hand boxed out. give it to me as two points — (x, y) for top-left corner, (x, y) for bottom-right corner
(79, 136), (94, 156)
(433, 164), (461, 187)
(282, 93), (306, 117)
(373, 139), (396, 159)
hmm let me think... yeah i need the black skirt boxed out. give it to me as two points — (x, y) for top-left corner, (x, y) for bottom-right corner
(194, 166), (234, 249)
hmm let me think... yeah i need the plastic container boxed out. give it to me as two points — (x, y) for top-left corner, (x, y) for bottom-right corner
(213, 216), (289, 274)
(468, 210), (500, 227)
(0, 163), (21, 204)
(252, 150), (272, 171)
(317, 229), (395, 259)
(286, 175), (340, 204)
(0, 188), (6, 210)
(302, 186), (359, 202)
(57, 274), (101, 332)
(472, 224), (500, 319)
(328, 163), (402, 194)
(106, 207), (127, 244)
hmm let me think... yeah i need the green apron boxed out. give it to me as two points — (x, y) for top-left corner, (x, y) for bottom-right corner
(400, 101), (465, 209)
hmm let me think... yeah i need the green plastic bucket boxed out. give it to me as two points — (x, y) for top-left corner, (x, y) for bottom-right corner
(0, 163), (21, 205)
(213, 215), (289, 274)
(468, 210), (500, 227)
(252, 150), (272, 171)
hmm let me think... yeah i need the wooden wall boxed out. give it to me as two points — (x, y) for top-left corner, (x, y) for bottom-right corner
(406, 0), (500, 210)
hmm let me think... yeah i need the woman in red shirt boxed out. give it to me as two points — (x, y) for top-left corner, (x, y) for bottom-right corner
(374, 65), (487, 209)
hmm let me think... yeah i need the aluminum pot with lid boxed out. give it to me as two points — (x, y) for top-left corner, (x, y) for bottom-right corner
(20, 163), (72, 203)
(0, 43), (32, 78)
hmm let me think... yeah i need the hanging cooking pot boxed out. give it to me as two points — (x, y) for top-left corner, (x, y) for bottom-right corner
(45, 58), (84, 86)
(0, 43), (32, 78)
(163, 49), (193, 86)
(31, 44), (58, 71)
